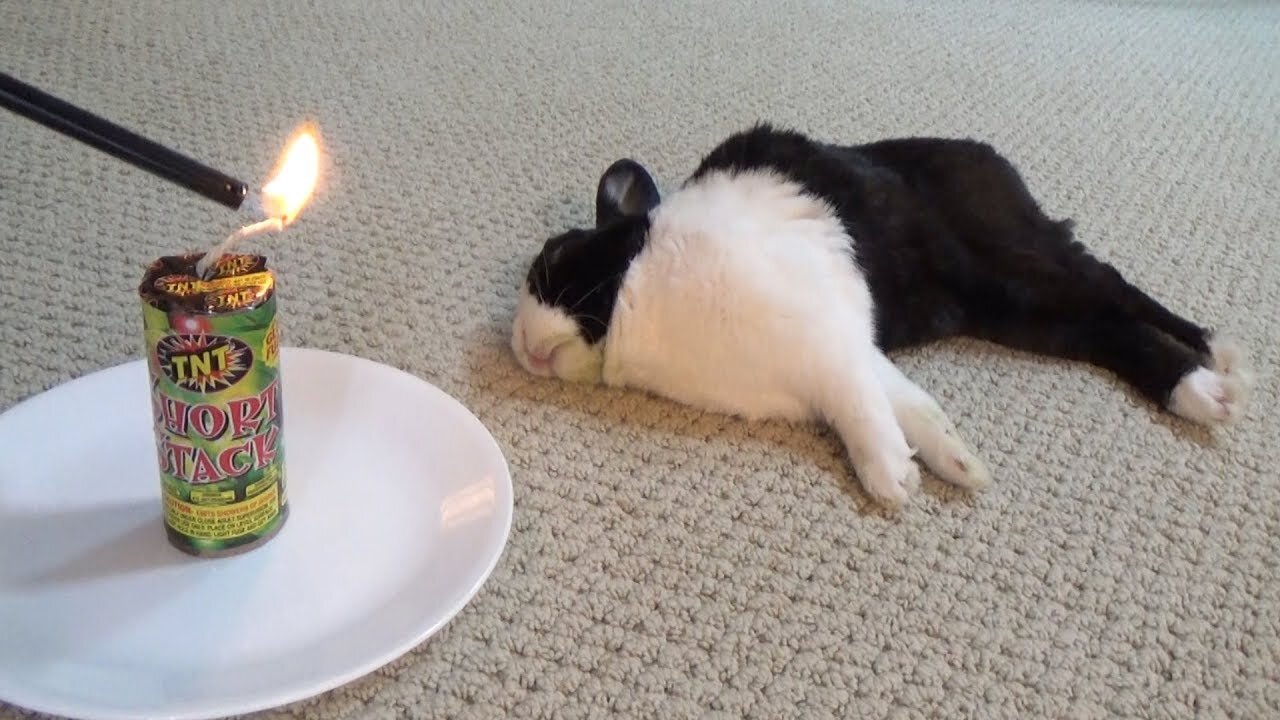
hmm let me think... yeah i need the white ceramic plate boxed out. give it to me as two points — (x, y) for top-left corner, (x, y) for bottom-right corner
(0, 347), (513, 720)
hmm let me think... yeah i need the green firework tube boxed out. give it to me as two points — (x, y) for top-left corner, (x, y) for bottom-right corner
(138, 253), (289, 557)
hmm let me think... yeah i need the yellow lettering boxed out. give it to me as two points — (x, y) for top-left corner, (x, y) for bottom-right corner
(210, 344), (229, 371)
(189, 352), (211, 378)
(170, 355), (191, 380)
(162, 280), (203, 296)
(164, 485), (280, 541)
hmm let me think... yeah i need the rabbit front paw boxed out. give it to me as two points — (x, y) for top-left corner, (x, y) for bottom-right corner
(902, 403), (992, 490)
(858, 453), (920, 510)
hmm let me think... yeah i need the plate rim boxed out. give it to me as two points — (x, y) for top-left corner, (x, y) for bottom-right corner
(0, 346), (515, 720)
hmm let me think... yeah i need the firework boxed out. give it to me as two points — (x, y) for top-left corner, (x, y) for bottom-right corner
(139, 253), (288, 557)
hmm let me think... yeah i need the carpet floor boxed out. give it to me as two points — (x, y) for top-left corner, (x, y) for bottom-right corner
(2, 1), (1278, 718)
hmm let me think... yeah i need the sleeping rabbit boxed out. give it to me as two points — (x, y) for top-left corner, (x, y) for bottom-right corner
(510, 123), (1251, 508)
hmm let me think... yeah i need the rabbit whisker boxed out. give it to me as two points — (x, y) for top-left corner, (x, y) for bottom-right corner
(569, 271), (626, 312)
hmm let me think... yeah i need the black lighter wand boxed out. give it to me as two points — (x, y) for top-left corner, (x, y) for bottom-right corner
(0, 71), (251, 211)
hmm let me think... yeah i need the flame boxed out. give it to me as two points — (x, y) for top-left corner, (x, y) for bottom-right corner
(192, 122), (322, 279)
(259, 122), (320, 224)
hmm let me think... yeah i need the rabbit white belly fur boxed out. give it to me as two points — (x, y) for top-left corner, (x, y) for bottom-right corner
(596, 170), (988, 506)
(603, 170), (871, 421)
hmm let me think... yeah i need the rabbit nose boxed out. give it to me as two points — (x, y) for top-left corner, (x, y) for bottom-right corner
(520, 327), (555, 372)
(528, 340), (558, 367)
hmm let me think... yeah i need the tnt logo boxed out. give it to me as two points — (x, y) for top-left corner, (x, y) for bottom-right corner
(157, 334), (253, 393)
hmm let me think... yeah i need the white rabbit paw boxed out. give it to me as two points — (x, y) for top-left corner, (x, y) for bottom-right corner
(858, 454), (920, 510)
(927, 432), (992, 490)
(1170, 366), (1248, 426)
(901, 403), (992, 490)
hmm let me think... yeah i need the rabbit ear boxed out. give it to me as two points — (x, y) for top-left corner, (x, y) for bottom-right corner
(595, 158), (661, 227)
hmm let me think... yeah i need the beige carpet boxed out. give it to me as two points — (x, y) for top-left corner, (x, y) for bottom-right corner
(3, 1), (1279, 718)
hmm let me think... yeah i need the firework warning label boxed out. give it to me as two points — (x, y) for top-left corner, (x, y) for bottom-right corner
(245, 469), (280, 498)
(164, 485), (280, 541)
(190, 487), (235, 505)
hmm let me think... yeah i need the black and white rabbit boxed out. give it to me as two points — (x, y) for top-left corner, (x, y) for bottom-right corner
(510, 123), (1251, 508)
